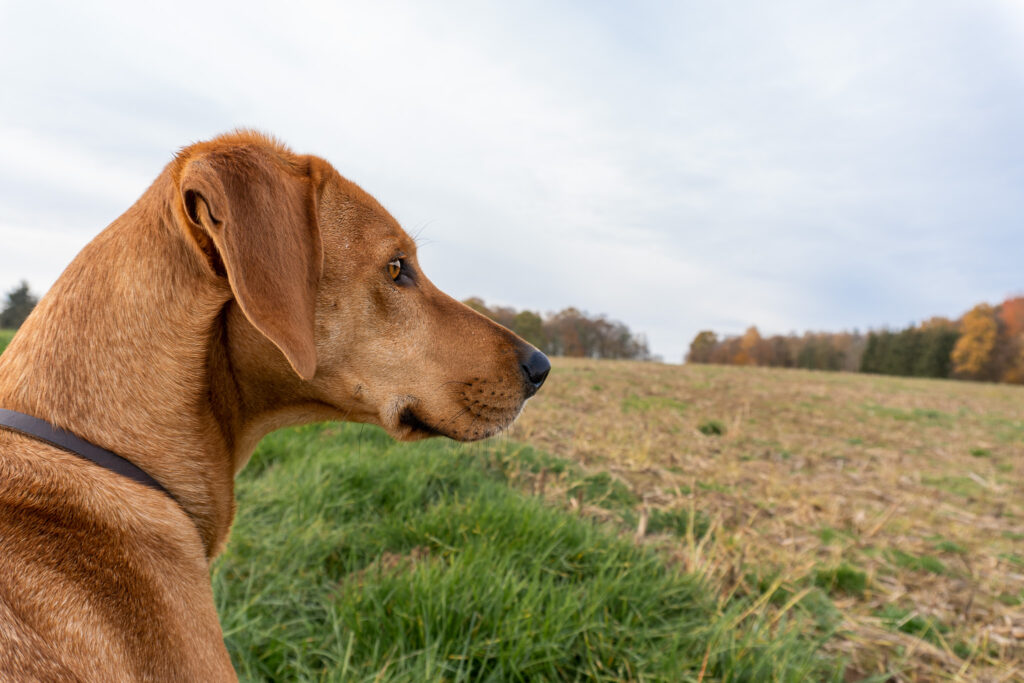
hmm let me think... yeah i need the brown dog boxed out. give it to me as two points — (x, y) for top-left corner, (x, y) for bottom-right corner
(0, 131), (549, 681)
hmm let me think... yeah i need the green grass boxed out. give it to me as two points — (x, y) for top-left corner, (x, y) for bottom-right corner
(875, 605), (951, 648)
(816, 527), (856, 546)
(931, 539), (967, 555)
(813, 564), (868, 598)
(697, 419), (726, 436)
(885, 549), (947, 575)
(1000, 552), (1024, 569)
(997, 590), (1023, 607)
(649, 506), (710, 538)
(921, 475), (985, 499)
(621, 506), (712, 541)
(0, 329), (14, 355)
(621, 394), (689, 414)
(566, 471), (639, 509)
(212, 423), (844, 681)
(862, 403), (953, 427)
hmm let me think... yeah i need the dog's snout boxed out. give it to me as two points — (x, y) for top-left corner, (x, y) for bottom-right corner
(520, 349), (551, 397)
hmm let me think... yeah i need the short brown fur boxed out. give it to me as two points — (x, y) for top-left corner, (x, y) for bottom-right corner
(0, 131), (542, 681)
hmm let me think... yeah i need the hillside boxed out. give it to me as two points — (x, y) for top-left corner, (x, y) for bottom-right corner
(509, 359), (1024, 680)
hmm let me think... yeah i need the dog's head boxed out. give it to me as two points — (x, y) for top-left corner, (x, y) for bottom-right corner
(173, 131), (548, 442)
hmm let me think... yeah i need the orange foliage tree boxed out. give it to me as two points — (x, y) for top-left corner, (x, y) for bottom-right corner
(999, 296), (1024, 337)
(951, 304), (999, 380)
(733, 326), (762, 365)
(997, 296), (1024, 383)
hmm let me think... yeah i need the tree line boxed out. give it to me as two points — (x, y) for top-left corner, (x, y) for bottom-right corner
(1, 283), (656, 362)
(464, 298), (655, 361)
(686, 295), (1024, 384)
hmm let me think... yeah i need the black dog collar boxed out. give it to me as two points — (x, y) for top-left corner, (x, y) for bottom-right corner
(0, 408), (182, 509)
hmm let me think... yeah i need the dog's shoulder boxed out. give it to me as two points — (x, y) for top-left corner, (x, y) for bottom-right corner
(0, 592), (81, 682)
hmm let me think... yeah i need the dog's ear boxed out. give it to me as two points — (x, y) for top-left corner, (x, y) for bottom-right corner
(178, 147), (323, 381)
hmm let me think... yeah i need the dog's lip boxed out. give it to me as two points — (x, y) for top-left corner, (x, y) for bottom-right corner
(398, 406), (444, 437)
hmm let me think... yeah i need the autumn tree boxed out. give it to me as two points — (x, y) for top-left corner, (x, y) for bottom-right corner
(767, 335), (795, 367)
(733, 326), (762, 365)
(1001, 346), (1024, 384)
(999, 296), (1024, 337)
(836, 331), (868, 372)
(993, 297), (1024, 383)
(951, 304), (999, 380)
(686, 331), (718, 363)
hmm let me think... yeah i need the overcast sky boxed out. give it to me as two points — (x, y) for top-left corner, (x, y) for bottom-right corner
(2, 1), (1024, 361)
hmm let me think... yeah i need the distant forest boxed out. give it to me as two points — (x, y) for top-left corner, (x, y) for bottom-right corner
(687, 295), (1024, 384)
(464, 298), (655, 361)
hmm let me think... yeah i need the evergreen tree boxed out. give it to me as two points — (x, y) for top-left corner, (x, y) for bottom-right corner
(0, 281), (38, 329)
(860, 332), (880, 373)
(914, 321), (959, 378)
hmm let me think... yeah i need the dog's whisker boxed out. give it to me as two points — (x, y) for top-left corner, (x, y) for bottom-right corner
(436, 407), (470, 431)
(436, 380), (472, 390)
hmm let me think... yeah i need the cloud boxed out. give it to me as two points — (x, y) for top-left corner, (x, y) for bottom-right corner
(2, 1), (1023, 362)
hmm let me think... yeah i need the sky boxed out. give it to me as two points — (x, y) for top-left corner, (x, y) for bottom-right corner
(2, 0), (1024, 361)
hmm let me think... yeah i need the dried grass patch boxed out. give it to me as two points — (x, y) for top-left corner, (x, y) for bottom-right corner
(511, 359), (1024, 681)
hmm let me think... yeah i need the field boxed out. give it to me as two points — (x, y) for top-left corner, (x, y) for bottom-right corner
(3, 327), (1021, 679)
(215, 358), (1023, 681)
(509, 359), (1024, 681)
(215, 424), (841, 681)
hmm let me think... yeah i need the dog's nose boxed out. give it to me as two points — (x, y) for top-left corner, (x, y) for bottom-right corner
(520, 349), (551, 397)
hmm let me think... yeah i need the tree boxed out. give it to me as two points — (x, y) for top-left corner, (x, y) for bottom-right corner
(0, 281), (38, 329)
(836, 331), (867, 372)
(793, 333), (842, 371)
(768, 335), (794, 367)
(462, 297), (491, 316)
(686, 331), (718, 363)
(735, 326), (762, 366)
(915, 318), (959, 378)
(998, 296), (1024, 338)
(512, 310), (545, 349)
(464, 298), (652, 361)
(997, 297), (1024, 383)
(951, 304), (999, 380)
(860, 332), (881, 373)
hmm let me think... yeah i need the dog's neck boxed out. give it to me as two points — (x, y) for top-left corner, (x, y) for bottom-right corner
(0, 170), (318, 559)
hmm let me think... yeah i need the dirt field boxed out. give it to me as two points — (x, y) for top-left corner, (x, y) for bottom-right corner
(510, 358), (1024, 681)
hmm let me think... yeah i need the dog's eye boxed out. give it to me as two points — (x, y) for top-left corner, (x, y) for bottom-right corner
(388, 259), (402, 281)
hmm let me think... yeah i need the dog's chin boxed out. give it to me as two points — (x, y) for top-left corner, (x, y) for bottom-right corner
(390, 404), (520, 443)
